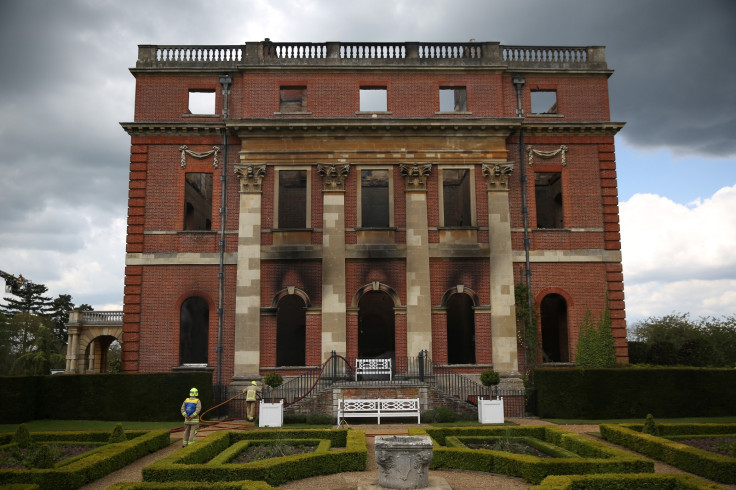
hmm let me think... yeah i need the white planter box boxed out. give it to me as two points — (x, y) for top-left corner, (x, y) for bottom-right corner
(478, 397), (504, 424)
(259, 400), (283, 427)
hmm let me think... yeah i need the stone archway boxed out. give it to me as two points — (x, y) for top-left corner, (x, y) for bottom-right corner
(65, 311), (123, 373)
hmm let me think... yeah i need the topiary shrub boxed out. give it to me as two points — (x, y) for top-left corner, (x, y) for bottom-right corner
(14, 423), (32, 448)
(642, 413), (659, 436)
(263, 372), (283, 389)
(30, 443), (55, 469)
(480, 370), (500, 386)
(109, 423), (127, 443)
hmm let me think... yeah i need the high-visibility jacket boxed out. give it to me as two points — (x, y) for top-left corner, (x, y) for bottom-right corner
(181, 397), (201, 423)
(245, 385), (261, 401)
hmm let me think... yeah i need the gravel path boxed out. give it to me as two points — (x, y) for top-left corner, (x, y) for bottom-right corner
(78, 419), (734, 489)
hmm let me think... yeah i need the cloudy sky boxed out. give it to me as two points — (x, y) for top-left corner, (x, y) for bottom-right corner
(1, 0), (734, 325)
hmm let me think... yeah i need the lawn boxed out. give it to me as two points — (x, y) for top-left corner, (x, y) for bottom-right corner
(543, 416), (736, 425)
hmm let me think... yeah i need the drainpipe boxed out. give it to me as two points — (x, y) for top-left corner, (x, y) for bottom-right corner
(216, 74), (232, 389)
(512, 76), (534, 322)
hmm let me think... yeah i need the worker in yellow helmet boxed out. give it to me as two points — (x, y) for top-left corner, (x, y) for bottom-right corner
(242, 380), (262, 421)
(180, 387), (202, 447)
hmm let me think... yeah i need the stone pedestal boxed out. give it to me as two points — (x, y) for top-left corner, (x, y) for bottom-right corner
(374, 435), (433, 489)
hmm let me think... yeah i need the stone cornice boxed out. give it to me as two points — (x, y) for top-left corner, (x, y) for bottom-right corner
(120, 122), (224, 137)
(521, 121), (625, 136)
(227, 118), (520, 138)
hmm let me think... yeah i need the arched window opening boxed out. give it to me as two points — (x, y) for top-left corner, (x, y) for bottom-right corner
(540, 293), (569, 362)
(180, 296), (209, 365)
(276, 294), (306, 366)
(447, 293), (475, 364)
(358, 290), (395, 359)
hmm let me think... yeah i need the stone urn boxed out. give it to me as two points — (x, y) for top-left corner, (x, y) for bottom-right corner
(374, 435), (433, 489)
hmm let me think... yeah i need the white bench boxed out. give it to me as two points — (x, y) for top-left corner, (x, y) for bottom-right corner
(355, 358), (392, 381)
(338, 398), (421, 424)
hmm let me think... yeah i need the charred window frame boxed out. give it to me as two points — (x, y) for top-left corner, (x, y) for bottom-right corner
(184, 173), (213, 231)
(187, 89), (216, 115)
(180, 296), (209, 365)
(279, 86), (307, 113)
(440, 167), (475, 227)
(359, 86), (388, 112)
(531, 90), (558, 114)
(535, 172), (564, 228)
(439, 86), (467, 112)
(275, 168), (310, 229)
(359, 168), (392, 228)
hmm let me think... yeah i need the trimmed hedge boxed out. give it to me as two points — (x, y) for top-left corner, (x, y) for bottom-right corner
(108, 482), (275, 489)
(142, 429), (366, 487)
(600, 423), (736, 484)
(535, 367), (736, 418)
(532, 473), (724, 489)
(0, 430), (170, 489)
(0, 372), (214, 423)
(407, 426), (653, 484)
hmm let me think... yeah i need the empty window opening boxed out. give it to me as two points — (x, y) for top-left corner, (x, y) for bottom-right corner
(443, 168), (472, 227)
(279, 86), (307, 112)
(439, 87), (467, 112)
(541, 293), (569, 362)
(535, 172), (563, 228)
(276, 294), (306, 367)
(360, 87), (387, 112)
(184, 173), (213, 230)
(531, 90), (557, 114)
(446, 293), (476, 364)
(188, 90), (216, 114)
(278, 170), (307, 229)
(358, 290), (395, 360)
(361, 169), (390, 228)
(180, 296), (209, 365)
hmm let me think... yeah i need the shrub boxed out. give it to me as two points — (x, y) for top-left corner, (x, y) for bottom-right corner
(109, 423), (127, 443)
(422, 407), (457, 423)
(29, 444), (55, 469)
(305, 413), (334, 425)
(642, 414), (658, 436)
(14, 424), (32, 448)
(480, 370), (500, 386)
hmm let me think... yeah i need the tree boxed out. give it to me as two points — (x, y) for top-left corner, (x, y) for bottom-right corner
(3, 283), (54, 318)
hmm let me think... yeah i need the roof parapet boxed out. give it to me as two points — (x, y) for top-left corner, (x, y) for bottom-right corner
(135, 41), (607, 70)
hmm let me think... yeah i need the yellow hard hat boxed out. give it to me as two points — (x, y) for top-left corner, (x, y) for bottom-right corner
(251, 380), (258, 386)
(190, 387), (198, 397)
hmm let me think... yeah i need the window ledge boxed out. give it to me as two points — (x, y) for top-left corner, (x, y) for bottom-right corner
(355, 111), (393, 115)
(182, 113), (221, 118)
(172, 364), (214, 371)
(527, 113), (564, 118)
(273, 111), (313, 115)
(434, 111), (473, 115)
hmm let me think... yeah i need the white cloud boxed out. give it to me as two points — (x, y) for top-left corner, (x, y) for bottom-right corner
(621, 185), (736, 321)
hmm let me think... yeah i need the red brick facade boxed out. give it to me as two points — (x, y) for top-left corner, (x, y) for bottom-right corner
(121, 41), (627, 389)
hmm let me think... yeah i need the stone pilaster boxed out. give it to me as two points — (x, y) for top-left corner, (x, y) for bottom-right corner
(482, 162), (520, 376)
(318, 164), (349, 360)
(400, 163), (433, 357)
(233, 164), (266, 378)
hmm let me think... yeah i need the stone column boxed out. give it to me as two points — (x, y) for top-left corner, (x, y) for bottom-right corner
(483, 162), (520, 376)
(318, 164), (349, 361)
(400, 163), (433, 357)
(233, 164), (266, 378)
(66, 329), (78, 373)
